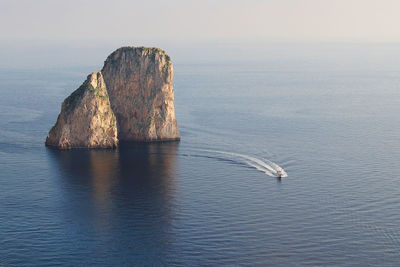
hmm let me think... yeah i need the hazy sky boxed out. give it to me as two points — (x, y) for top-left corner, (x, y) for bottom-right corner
(2, 0), (400, 68)
(1, 0), (400, 42)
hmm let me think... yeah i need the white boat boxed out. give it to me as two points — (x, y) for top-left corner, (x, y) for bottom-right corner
(275, 167), (285, 178)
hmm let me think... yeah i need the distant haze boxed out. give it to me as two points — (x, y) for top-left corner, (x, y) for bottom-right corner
(2, 0), (400, 42)
(1, 0), (400, 68)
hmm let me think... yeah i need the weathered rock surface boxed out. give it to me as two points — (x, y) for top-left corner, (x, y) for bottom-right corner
(45, 72), (118, 149)
(102, 47), (180, 141)
(46, 46), (180, 149)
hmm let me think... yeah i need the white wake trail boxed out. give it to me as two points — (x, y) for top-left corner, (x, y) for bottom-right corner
(191, 149), (288, 178)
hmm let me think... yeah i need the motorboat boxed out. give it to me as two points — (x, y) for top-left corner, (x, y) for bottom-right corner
(275, 167), (285, 178)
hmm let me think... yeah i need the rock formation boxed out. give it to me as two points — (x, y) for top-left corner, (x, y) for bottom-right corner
(102, 47), (180, 141)
(45, 72), (118, 149)
(46, 46), (180, 149)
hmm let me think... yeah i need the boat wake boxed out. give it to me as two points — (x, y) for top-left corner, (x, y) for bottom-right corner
(183, 149), (288, 178)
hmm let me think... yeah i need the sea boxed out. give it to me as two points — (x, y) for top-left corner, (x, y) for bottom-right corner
(1, 44), (400, 266)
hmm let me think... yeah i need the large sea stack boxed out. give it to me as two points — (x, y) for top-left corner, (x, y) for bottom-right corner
(102, 47), (180, 141)
(46, 46), (180, 149)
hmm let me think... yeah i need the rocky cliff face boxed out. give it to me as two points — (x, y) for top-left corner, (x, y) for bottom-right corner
(46, 46), (180, 149)
(45, 72), (118, 149)
(102, 47), (180, 141)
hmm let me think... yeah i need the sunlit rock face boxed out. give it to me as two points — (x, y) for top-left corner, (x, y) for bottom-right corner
(102, 47), (180, 142)
(46, 46), (180, 149)
(45, 72), (118, 149)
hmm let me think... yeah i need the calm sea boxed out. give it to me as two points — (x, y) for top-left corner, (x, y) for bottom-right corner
(1, 52), (400, 265)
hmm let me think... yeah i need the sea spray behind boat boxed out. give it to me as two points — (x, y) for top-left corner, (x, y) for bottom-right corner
(184, 149), (288, 178)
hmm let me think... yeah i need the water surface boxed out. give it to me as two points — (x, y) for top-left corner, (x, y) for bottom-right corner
(1, 55), (400, 265)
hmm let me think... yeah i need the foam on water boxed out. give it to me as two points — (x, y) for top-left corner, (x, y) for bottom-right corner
(187, 149), (288, 178)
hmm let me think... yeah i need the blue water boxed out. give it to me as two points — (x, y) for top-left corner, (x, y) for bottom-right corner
(1, 57), (400, 265)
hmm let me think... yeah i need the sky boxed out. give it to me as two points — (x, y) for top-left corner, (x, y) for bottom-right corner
(1, 0), (400, 42)
(1, 0), (400, 67)
(2, 0), (400, 42)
